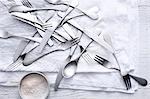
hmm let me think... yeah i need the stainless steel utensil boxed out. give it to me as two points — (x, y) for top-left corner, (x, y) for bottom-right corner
(0, 29), (42, 42)
(54, 30), (83, 91)
(45, 0), (99, 20)
(10, 12), (52, 30)
(94, 54), (148, 87)
(57, 13), (114, 53)
(36, 0), (79, 53)
(9, 5), (67, 13)
(23, 38), (79, 65)
(13, 0), (55, 62)
(62, 39), (93, 78)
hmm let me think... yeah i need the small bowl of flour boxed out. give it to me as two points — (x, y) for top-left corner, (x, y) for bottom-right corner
(19, 72), (49, 99)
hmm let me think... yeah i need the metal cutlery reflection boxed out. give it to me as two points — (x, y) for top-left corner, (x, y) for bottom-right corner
(13, 0), (55, 62)
(94, 55), (109, 66)
(9, 5), (67, 13)
(36, 0), (79, 53)
(56, 14), (114, 53)
(23, 38), (80, 66)
(10, 12), (52, 31)
(94, 54), (148, 87)
(54, 30), (83, 91)
(45, 0), (99, 20)
(0, 29), (42, 43)
(21, 0), (54, 46)
(62, 39), (93, 78)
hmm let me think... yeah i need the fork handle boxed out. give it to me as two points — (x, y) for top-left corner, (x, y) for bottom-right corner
(129, 74), (148, 86)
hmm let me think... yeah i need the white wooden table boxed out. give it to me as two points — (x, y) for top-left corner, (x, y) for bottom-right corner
(0, 0), (150, 98)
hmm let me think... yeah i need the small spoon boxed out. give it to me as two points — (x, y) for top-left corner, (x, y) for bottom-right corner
(62, 39), (93, 78)
(0, 29), (42, 43)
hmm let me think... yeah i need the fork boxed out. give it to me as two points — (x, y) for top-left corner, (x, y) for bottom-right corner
(94, 55), (109, 66)
(23, 38), (80, 66)
(79, 46), (94, 64)
(94, 54), (147, 87)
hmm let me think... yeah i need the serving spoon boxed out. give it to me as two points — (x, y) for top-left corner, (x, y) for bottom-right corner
(0, 29), (42, 43)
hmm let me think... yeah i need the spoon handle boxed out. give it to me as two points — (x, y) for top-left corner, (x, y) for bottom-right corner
(129, 74), (148, 86)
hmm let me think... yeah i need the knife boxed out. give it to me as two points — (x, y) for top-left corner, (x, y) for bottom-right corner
(13, 9), (55, 62)
(66, 20), (114, 53)
(36, 0), (78, 53)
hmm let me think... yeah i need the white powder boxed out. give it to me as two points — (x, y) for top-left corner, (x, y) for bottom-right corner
(20, 73), (49, 99)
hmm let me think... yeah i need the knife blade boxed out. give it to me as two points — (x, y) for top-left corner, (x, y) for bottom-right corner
(66, 20), (114, 53)
(36, 1), (78, 53)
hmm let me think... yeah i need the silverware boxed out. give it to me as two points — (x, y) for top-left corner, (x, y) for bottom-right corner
(45, 0), (99, 20)
(21, 0), (54, 46)
(55, 29), (72, 40)
(129, 74), (147, 86)
(13, 0), (56, 62)
(54, 54), (72, 91)
(9, 5), (67, 13)
(13, 0), (55, 62)
(36, 0), (79, 53)
(103, 32), (132, 90)
(62, 39), (93, 78)
(52, 33), (66, 42)
(82, 52), (94, 64)
(57, 13), (114, 53)
(6, 57), (23, 71)
(10, 12), (52, 29)
(94, 54), (148, 87)
(0, 29), (43, 42)
(54, 30), (83, 91)
(94, 55), (108, 65)
(62, 23), (76, 39)
(23, 38), (79, 66)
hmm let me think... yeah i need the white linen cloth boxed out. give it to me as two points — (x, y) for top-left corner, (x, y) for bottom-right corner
(0, 0), (139, 93)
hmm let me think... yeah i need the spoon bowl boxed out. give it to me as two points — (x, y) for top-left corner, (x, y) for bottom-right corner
(62, 61), (77, 78)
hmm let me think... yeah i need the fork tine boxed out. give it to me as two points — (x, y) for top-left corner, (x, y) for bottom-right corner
(21, 0), (32, 8)
(86, 53), (93, 63)
(26, 0), (33, 7)
(96, 55), (108, 62)
(82, 53), (91, 64)
(71, 39), (79, 46)
(127, 74), (131, 89)
(94, 57), (103, 65)
(123, 76), (129, 90)
(7, 58), (22, 71)
(94, 56), (104, 65)
(123, 75), (132, 90)
(71, 38), (79, 45)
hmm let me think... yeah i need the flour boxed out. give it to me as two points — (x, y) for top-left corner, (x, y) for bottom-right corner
(20, 73), (49, 99)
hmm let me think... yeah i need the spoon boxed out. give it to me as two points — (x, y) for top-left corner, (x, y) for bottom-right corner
(62, 39), (93, 78)
(45, 0), (99, 20)
(103, 33), (148, 86)
(9, 5), (67, 13)
(0, 29), (42, 43)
